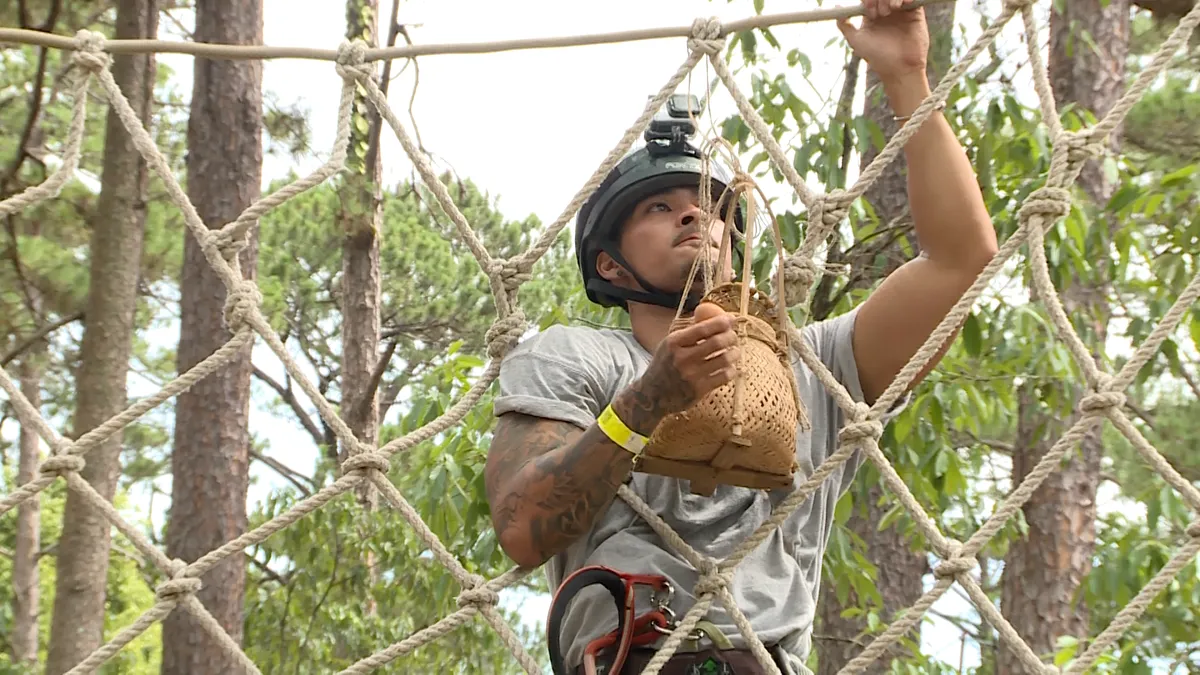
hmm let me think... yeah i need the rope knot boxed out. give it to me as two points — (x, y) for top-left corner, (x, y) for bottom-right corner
(1065, 131), (1104, 166)
(838, 403), (882, 445)
(207, 227), (251, 262)
(40, 454), (85, 477)
(223, 283), (262, 332)
(1080, 375), (1124, 415)
(335, 40), (374, 81)
(1187, 520), (1200, 539)
(457, 578), (500, 609)
(156, 560), (201, 603)
(1017, 187), (1073, 225)
(341, 452), (390, 475)
(486, 310), (528, 360)
(813, 191), (850, 228)
(779, 255), (819, 307)
(1079, 390), (1125, 415)
(687, 17), (725, 56)
(693, 560), (731, 596)
(489, 257), (533, 294)
(933, 543), (975, 579)
(72, 30), (110, 72)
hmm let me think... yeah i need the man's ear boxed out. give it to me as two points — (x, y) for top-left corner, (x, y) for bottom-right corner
(595, 251), (625, 284)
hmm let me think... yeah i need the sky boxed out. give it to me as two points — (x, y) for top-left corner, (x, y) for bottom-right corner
(4, 0), (1147, 670)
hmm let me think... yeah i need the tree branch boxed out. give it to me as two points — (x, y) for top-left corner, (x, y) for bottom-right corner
(355, 338), (397, 424)
(364, 0), (404, 175)
(252, 365), (325, 448)
(249, 449), (314, 497)
(836, 53), (861, 182)
(4, 214), (43, 325)
(0, 1), (59, 198)
(0, 309), (84, 368)
(812, 633), (870, 648)
(246, 552), (291, 585)
(929, 608), (989, 644)
(1132, 0), (1195, 19)
(1176, 362), (1200, 402)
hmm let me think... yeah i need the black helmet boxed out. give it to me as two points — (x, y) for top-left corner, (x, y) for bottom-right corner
(575, 99), (745, 312)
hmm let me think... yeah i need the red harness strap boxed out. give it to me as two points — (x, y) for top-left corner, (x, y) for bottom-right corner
(547, 565), (674, 675)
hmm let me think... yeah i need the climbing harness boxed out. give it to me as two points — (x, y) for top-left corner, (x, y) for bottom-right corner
(547, 564), (706, 675)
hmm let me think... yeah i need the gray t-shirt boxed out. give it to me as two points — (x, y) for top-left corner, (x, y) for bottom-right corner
(494, 307), (895, 673)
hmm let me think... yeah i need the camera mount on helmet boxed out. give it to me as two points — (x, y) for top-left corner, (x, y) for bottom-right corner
(644, 94), (703, 153)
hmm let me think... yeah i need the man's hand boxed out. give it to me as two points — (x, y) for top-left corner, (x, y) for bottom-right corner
(631, 302), (741, 430)
(837, 0), (929, 81)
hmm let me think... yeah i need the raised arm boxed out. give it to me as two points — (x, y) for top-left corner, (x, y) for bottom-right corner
(485, 305), (739, 568)
(838, 1), (999, 403)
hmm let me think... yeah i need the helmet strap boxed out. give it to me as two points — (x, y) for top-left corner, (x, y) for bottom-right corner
(595, 241), (703, 313)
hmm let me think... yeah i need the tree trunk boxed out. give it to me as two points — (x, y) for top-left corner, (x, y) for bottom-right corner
(12, 355), (43, 665)
(998, 0), (1128, 671)
(815, 6), (954, 673)
(44, 1), (157, 671)
(338, 0), (384, 626)
(340, 0), (382, 508)
(161, 0), (262, 672)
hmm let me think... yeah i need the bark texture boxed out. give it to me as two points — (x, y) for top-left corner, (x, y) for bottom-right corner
(998, 0), (1128, 670)
(44, 1), (158, 671)
(340, 0), (382, 506)
(815, 6), (954, 672)
(161, 0), (262, 671)
(12, 356), (43, 665)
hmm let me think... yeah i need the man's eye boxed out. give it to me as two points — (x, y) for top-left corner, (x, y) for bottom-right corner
(649, 202), (669, 212)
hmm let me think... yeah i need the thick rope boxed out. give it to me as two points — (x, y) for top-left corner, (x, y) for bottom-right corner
(1, 2), (1199, 673)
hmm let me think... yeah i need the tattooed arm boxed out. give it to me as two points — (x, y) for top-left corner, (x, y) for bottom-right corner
(485, 304), (741, 568)
(485, 383), (664, 568)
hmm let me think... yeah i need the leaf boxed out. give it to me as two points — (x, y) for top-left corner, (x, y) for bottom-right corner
(1107, 184), (1140, 214)
(929, 396), (946, 436)
(962, 312), (983, 357)
(1160, 163), (1196, 188)
(892, 408), (913, 443)
(934, 451), (950, 477)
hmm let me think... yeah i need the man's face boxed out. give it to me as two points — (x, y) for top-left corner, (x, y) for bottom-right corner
(596, 185), (734, 300)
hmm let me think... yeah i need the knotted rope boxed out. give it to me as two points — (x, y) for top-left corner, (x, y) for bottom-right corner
(2, 2), (1199, 674)
(687, 18), (725, 56)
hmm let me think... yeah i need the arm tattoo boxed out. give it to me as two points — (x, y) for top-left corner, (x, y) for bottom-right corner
(628, 353), (696, 430)
(483, 379), (674, 566)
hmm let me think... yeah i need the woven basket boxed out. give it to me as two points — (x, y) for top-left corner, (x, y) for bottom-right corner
(641, 282), (807, 495)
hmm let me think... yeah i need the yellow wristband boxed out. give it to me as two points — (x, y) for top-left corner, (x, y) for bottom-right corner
(597, 404), (648, 457)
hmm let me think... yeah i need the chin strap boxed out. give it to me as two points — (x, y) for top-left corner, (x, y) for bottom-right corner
(594, 241), (704, 313)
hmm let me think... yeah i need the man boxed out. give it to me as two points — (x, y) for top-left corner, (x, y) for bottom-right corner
(484, 1), (997, 673)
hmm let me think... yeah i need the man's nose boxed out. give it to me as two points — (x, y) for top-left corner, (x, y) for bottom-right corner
(678, 204), (703, 227)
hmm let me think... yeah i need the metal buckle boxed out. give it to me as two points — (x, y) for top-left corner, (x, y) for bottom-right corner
(648, 582), (705, 641)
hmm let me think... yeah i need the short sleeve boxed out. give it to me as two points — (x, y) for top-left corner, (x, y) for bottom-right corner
(801, 306), (911, 494)
(802, 305), (909, 419)
(493, 324), (610, 431)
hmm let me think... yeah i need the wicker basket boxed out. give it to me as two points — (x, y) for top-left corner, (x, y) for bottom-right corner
(641, 282), (808, 495)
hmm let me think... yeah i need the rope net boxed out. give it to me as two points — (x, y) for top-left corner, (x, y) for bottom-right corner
(2, 1), (1200, 673)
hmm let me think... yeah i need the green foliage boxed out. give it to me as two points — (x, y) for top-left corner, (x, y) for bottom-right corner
(253, 172), (581, 450)
(717, 2), (1200, 671)
(0, 474), (162, 673)
(242, 168), (589, 670)
(243, 348), (550, 674)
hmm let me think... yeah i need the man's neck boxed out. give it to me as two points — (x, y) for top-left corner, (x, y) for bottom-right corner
(627, 300), (692, 353)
